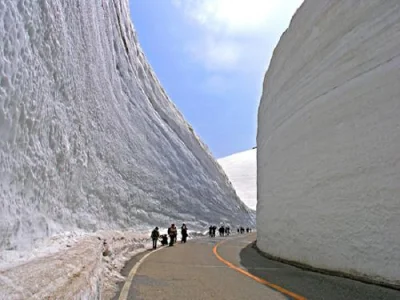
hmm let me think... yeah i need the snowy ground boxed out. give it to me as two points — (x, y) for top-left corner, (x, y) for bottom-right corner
(0, 230), (151, 299)
(218, 149), (257, 210)
(0, 228), (208, 299)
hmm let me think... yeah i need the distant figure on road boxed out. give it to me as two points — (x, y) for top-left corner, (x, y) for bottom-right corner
(246, 227), (250, 233)
(237, 228), (240, 234)
(168, 224), (177, 246)
(209, 226), (213, 237)
(151, 227), (160, 249)
(181, 224), (188, 243)
(160, 234), (168, 246)
(219, 226), (225, 237)
(212, 225), (217, 237)
(225, 226), (230, 236)
(240, 227), (245, 234)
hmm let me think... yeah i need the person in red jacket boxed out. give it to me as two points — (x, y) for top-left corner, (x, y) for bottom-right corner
(167, 224), (177, 246)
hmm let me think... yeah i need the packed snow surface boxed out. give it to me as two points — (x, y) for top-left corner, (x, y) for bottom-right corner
(257, 0), (400, 285)
(0, 0), (253, 252)
(218, 149), (257, 210)
(0, 230), (151, 299)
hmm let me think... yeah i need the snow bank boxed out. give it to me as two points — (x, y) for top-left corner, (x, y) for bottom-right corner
(218, 149), (257, 210)
(0, 0), (254, 296)
(257, 0), (400, 285)
(0, 0), (253, 252)
(0, 230), (150, 299)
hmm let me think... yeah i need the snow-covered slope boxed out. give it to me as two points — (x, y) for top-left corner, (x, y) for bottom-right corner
(0, 0), (253, 252)
(218, 149), (257, 210)
(257, 0), (400, 285)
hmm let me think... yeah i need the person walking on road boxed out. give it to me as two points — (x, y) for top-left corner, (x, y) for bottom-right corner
(219, 226), (225, 237)
(181, 223), (188, 243)
(225, 226), (230, 236)
(151, 227), (160, 249)
(212, 225), (217, 237)
(168, 224), (177, 246)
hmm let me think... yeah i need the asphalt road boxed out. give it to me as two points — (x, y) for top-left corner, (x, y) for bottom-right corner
(114, 233), (400, 300)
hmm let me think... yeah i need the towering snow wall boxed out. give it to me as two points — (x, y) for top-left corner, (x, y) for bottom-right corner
(257, 0), (400, 285)
(218, 149), (257, 210)
(0, 0), (253, 251)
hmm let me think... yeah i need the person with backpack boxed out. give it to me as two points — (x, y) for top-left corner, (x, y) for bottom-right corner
(151, 227), (160, 249)
(168, 224), (177, 246)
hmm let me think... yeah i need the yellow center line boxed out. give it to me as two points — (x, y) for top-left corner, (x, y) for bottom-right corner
(212, 238), (307, 300)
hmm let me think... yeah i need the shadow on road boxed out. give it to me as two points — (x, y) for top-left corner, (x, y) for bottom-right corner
(239, 242), (400, 300)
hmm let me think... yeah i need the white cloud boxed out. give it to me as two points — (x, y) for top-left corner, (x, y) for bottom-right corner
(173, 0), (304, 73)
(181, 0), (280, 35)
(186, 37), (242, 71)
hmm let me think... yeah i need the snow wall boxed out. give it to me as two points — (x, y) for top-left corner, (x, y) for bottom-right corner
(257, 0), (400, 285)
(218, 149), (257, 210)
(0, 0), (254, 251)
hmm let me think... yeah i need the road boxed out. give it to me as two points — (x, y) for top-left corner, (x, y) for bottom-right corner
(114, 233), (400, 300)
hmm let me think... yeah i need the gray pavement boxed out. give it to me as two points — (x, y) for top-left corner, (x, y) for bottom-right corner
(114, 234), (400, 300)
(237, 234), (400, 300)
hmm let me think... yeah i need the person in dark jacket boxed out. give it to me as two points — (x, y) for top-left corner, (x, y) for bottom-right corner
(225, 226), (230, 236)
(212, 225), (217, 237)
(151, 227), (160, 249)
(219, 226), (225, 237)
(160, 234), (168, 246)
(181, 223), (188, 243)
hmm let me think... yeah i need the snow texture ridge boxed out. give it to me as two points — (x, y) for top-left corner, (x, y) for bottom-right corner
(0, 230), (151, 299)
(257, 0), (400, 285)
(218, 149), (257, 210)
(0, 0), (253, 252)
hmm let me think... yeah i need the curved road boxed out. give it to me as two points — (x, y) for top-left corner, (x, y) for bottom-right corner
(114, 233), (400, 300)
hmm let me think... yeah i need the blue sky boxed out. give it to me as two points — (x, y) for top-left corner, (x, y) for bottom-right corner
(129, 0), (303, 158)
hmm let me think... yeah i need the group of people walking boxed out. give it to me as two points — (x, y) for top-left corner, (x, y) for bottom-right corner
(237, 226), (252, 234)
(151, 223), (253, 250)
(209, 225), (231, 237)
(209, 225), (251, 237)
(150, 223), (188, 249)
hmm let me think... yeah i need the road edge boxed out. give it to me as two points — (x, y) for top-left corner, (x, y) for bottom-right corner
(213, 235), (306, 300)
(253, 242), (400, 291)
(118, 246), (164, 300)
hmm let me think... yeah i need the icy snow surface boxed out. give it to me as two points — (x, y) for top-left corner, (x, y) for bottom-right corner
(257, 0), (400, 285)
(0, 0), (254, 295)
(218, 149), (257, 210)
(0, 0), (253, 252)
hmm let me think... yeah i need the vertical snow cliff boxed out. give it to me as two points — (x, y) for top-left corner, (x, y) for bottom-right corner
(257, 0), (400, 285)
(0, 0), (253, 251)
